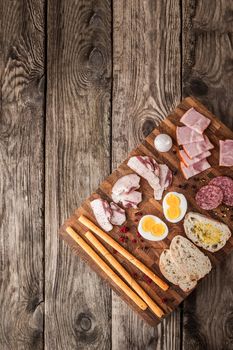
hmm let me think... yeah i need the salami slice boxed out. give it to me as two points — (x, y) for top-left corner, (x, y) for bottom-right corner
(195, 185), (223, 210)
(209, 176), (233, 206)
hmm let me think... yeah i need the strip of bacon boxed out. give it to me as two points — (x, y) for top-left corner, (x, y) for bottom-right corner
(183, 135), (214, 159)
(180, 159), (211, 179)
(180, 107), (211, 134)
(179, 149), (211, 167)
(176, 126), (204, 145)
(219, 140), (233, 167)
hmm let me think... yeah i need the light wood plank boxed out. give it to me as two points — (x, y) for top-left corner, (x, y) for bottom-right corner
(0, 0), (45, 349)
(182, 1), (233, 349)
(112, 0), (182, 348)
(45, 0), (112, 349)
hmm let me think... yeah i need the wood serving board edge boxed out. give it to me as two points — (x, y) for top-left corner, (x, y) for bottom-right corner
(60, 96), (233, 327)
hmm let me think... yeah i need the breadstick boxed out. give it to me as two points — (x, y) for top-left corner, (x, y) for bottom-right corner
(66, 226), (147, 311)
(85, 230), (164, 318)
(78, 215), (169, 291)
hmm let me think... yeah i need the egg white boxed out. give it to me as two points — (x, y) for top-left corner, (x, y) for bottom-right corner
(162, 192), (187, 223)
(138, 215), (169, 241)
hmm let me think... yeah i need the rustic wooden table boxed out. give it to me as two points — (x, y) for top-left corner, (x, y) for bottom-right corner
(1, 1), (233, 349)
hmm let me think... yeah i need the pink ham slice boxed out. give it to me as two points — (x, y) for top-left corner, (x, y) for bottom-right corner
(90, 199), (113, 231)
(112, 191), (142, 209)
(111, 174), (140, 195)
(179, 149), (211, 167)
(90, 198), (126, 231)
(180, 108), (211, 134)
(154, 164), (173, 200)
(111, 174), (142, 208)
(109, 202), (126, 225)
(176, 126), (204, 145)
(180, 159), (211, 179)
(183, 135), (214, 159)
(219, 140), (233, 167)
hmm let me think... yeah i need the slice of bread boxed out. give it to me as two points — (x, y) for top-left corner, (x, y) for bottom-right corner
(170, 235), (212, 280)
(159, 249), (197, 292)
(184, 212), (231, 252)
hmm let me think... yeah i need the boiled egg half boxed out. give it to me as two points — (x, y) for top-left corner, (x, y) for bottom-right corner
(138, 215), (168, 241)
(162, 192), (187, 223)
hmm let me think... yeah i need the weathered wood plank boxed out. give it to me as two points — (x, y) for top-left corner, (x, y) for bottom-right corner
(112, 0), (182, 348)
(45, 0), (112, 349)
(182, 1), (233, 349)
(0, 0), (45, 349)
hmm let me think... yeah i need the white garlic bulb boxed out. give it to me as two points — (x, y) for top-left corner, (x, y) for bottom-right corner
(154, 134), (173, 152)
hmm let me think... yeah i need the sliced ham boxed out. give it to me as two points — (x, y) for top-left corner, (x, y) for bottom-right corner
(127, 156), (161, 191)
(112, 190), (142, 209)
(183, 135), (214, 159)
(111, 174), (142, 208)
(176, 126), (204, 145)
(110, 202), (126, 225)
(90, 198), (113, 232)
(219, 140), (233, 167)
(180, 108), (211, 134)
(154, 164), (173, 200)
(179, 149), (211, 167)
(180, 159), (211, 179)
(90, 198), (126, 230)
(111, 174), (140, 195)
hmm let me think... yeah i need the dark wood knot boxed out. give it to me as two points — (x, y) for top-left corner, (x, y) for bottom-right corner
(88, 47), (104, 70)
(79, 314), (92, 331)
(142, 118), (156, 137)
(27, 296), (43, 313)
(225, 311), (233, 339)
(8, 46), (18, 60)
(186, 78), (208, 96)
(224, 9), (233, 23)
(31, 329), (43, 347)
(89, 11), (102, 26)
(75, 312), (99, 344)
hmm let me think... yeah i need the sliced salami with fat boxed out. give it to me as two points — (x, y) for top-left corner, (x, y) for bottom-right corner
(195, 185), (223, 210)
(209, 176), (233, 207)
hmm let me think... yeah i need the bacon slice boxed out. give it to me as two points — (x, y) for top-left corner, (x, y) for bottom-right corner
(180, 159), (211, 179)
(179, 149), (211, 167)
(112, 174), (140, 195)
(154, 164), (173, 200)
(127, 156), (161, 190)
(90, 199), (126, 230)
(176, 126), (204, 145)
(90, 199), (113, 232)
(219, 140), (233, 167)
(110, 202), (126, 225)
(112, 190), (142, 209)
(111, 174), (142, 208)
(127, 156), (173, 200)
(180, 108), (211, 134)
(183, 135), (214, 159)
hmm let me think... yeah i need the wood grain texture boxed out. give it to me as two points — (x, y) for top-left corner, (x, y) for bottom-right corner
(1, 1), (233, 349)
(0, 1), (45, 349)
(111, 0), (182, 349)
(182, 1), (233, 350)
(45, 0), (112, 349)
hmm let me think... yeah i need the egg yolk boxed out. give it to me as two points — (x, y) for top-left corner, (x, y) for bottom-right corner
(166, 206), (181, 220)
(165, 194), (181, 220)
(142, 217), (165, 236)
(166, 194), (180, 206)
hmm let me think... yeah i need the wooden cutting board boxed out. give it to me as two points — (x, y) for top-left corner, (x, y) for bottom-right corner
(60, 96), (233, 327)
